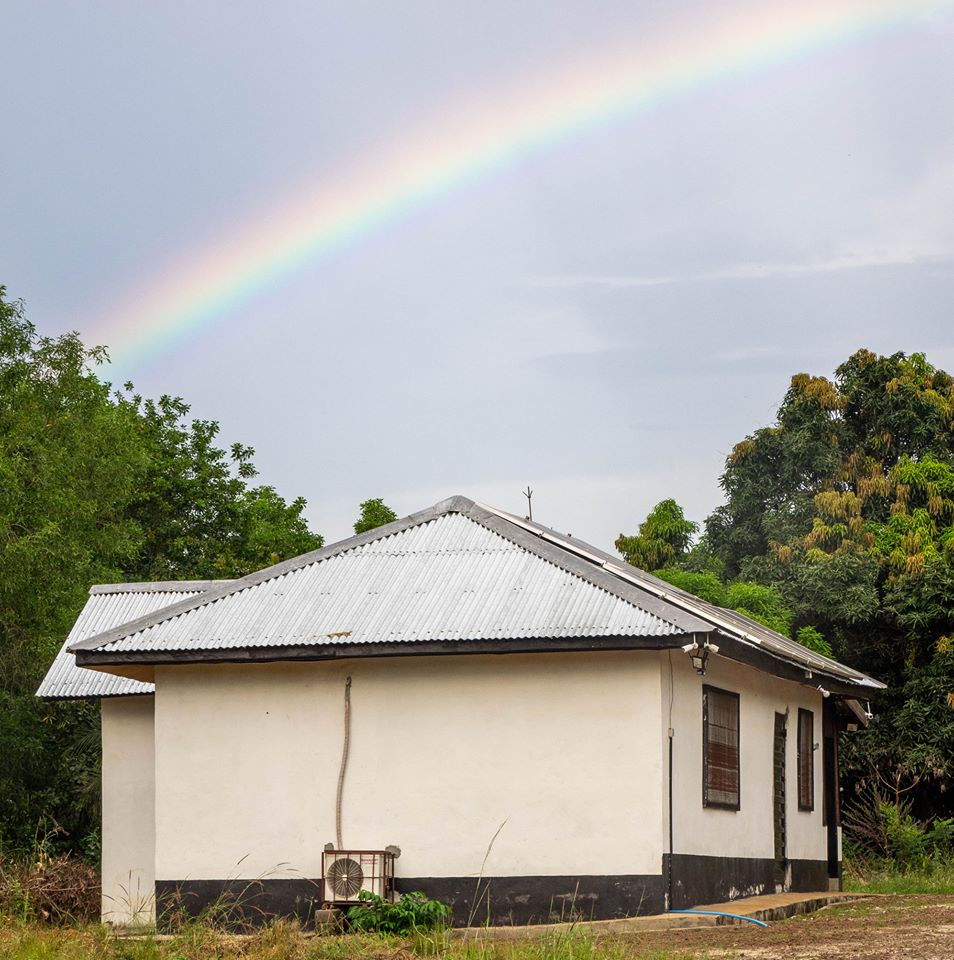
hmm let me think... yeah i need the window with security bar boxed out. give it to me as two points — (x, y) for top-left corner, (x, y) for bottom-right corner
(798, 708), (815, 811)
(703, 685), (740, 810)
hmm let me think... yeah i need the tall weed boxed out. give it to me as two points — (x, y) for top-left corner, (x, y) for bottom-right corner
(843, 788), (954, 873)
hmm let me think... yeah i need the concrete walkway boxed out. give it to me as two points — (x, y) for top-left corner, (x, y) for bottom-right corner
(451, 891), (869, 939)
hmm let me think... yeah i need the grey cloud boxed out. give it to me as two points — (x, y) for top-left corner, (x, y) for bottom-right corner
(3, 1), (953, 549)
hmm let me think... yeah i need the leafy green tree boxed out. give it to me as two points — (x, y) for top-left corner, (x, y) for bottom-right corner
(723, 582), (793, 637)
(0, 289), (147, 853)
(354, 498), (398, 535)
(705, 349), (954, 815)
(841, 651), (954, 813)
(651, 566), (798, 638)
(0, 287), (323, 854)
(619, 500), (813, 643)
(236, 485), (323, 569)
(121, 392), (321, 580)
(615, 499), (698, 570)
(794, 625), (833, 658)
(651, 569), (726, 605)
(708, 351), (954, 580)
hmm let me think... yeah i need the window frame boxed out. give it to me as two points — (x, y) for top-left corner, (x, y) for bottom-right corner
(797, 707), (815, 812)
(702, 684), (741, 811)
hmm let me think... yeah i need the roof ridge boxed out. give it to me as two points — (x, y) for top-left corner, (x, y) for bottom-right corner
(462, 501), (710, 635)
(70, 496), (478, 652)
(90, 580), (233, 595)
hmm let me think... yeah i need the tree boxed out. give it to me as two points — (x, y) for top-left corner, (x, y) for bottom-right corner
(0, 289), (148, 853)
(0, 287), (323, 854)
(121, 392), (321, 581)
(708, 351), (954, 581)
(354, 498), (398, 535)
(651, 562), (797, 638)
(617, 499), (814, 644)
(615, 499), (698, 570)
(704, 350), (954, 816)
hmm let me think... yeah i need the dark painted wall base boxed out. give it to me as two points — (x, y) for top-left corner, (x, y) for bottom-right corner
(155, 879), (326, 930)
(396, 875), (666, 926)
(155, 858), (831, 929)
(155, 874), (665, 928)
(665, 855), (831, 910)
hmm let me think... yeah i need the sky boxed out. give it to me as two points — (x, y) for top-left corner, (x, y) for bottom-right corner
(3, 1), (954, 551)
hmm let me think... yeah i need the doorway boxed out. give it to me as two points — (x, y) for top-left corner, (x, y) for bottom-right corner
(823, 700), (840, 881)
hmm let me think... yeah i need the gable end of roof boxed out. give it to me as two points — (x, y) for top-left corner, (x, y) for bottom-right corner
(39, 580), (230, 700)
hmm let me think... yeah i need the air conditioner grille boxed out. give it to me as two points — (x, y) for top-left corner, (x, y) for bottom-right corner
(327, 856), (364, 899)
(322, 849), (395, 904)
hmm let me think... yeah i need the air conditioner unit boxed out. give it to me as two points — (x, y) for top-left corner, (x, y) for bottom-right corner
(322, 850), (395, 905)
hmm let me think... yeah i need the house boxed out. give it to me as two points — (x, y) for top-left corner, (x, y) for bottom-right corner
(37, 496), (884, 928)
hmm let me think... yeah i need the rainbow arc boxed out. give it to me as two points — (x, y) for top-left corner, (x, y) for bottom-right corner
(90, 0), (950, 366)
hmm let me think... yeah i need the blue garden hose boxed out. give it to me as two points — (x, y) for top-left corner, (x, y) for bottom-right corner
(669, 909), (769, 928)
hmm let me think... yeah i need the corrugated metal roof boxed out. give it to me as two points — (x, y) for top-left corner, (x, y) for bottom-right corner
(79, 512), (684, 655)
(475, 503), (885, 690)
(36, 582), (225, 699)
(65, 495), (884, 693)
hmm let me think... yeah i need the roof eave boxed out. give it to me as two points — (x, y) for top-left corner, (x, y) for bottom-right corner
(74, 627), (879, 698)
(75, 632), (694, 668)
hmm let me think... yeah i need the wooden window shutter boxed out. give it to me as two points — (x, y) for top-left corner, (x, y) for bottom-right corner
(703, 686), (740, 809)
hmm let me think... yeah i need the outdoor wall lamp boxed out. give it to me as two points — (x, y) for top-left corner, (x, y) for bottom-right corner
(681, 638), (720, 675)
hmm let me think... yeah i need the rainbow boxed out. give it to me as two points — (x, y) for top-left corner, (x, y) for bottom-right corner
(92, 0), (950, 366)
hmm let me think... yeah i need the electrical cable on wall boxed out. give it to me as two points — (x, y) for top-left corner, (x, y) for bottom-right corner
(667, 649), (675, 908)
(336, 676), (352, 849)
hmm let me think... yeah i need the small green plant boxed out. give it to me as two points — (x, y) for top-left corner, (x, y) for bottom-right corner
(346, 890), (450, 934)
(844, 788), (954, 873)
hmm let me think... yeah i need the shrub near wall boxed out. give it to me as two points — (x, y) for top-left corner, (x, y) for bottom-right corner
(0, 853), (99, 924)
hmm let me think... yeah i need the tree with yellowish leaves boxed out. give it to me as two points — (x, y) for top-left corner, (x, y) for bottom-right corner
(705, 349), (954, 819)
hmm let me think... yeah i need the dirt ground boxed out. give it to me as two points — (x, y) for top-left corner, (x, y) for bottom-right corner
(627, 896), (954, 959)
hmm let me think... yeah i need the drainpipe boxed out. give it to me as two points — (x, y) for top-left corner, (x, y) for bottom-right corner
(667, 724), (674, 909)
(666, 648), (677, 910)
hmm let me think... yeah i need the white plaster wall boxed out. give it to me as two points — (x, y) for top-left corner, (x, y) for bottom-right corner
(153, 652), (663, 883)
(661, 650), (829, 863)
(101, 696), (155, 926)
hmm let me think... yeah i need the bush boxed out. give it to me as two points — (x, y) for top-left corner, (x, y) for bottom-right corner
(843, 789), (954, 872)
(346, 890), (450, 933)
(0, 852), (99, 924)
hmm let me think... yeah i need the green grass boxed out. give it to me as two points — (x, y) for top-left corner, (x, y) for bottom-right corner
(0, 924), (701, 960)
(844, 859), (954, 895)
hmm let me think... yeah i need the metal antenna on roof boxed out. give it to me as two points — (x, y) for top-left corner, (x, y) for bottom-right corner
(523, 486), (533, 522)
